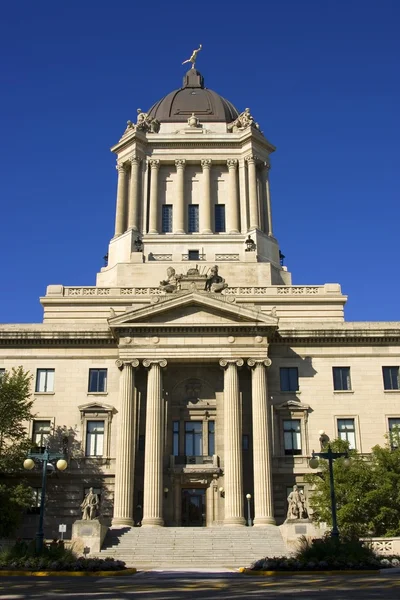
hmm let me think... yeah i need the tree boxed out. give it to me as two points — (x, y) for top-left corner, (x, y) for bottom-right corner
(0, 367), (35, 536)
(305, 436), (400, 538)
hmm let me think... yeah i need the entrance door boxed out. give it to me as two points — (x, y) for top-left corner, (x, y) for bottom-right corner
(181, 488), (206, 527)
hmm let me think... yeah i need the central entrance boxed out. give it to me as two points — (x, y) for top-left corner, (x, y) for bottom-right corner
(181, 488), (206, 527)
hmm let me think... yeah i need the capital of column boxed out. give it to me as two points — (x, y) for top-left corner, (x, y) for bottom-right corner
(175, 159), (186, 170)
(219, 358), (244, 369)
(115, 359), (140, 370)
(247, 358), (272, 368)
(130, 155), (142, 167)
(201, 159), (212, 170)
(227, 159), (238, 170)
(245, 154), (258, 165)
(142, 358), (167, 369)
(149, 159), (160, 170)
(116, 162), (127, 173)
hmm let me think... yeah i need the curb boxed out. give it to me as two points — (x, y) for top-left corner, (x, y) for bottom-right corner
(0, 568), (137, 577)
(239, 567), (381, 576)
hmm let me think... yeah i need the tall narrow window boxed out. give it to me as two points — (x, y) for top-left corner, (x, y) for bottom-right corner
(389, 418), (400, 449)
(185, 421), (202, 456)
(88, 369), (107, 393)
(162, 205), (173, 233)
(32, 420), (51, 449)
(35, 369), (55, 393)
(215, 205), (226, 232)
(283, 419), (301, 455)
(280, 367), (299, 392)
(208, 421), (215, 456)
(188, 205), (199, 233)
(383, 367), (400, 390)
(173, 421), (180, 456)
(333, 367), (351, 391)
(337, 418), (356, 449)
(86, 420), (104, 456)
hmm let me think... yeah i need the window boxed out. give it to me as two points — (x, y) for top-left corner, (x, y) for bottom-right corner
(35, 369), (54, 393)
(27, 488), (42, 514)
(283, 419), (302, 455)
(208, 421), (215, 456)
(188, 205), (199, 233)
(332, 367), (351, 391)
(162, 205), (173, 233)
(85, 420), (104, 456)
(188, 250), (199, 261)
(173, 421), (179, 456)
(280, 367), (299, 392)
(337, 418), (356, 449)
(0, 368), (5, 377)
(185, 421), (202, 456)
(242, 434), (250, 451)
(383, 367), (400, 390)
(32, 420), (51, 449)
(215, 205), (226, 233)
(88, 369), (107, 393)
(389, 418), (400, 449)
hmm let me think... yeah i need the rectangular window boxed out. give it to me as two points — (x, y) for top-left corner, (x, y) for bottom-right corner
(383, 367), (400, 390)
(242, 434), (250, 451)
(0, 368), (5, 377)
(32, 420), (51, 449)
(162, 205), (173, 233)
(27, 487), (42, 514)
(215, 205), (226, 233)
(85, 420), (104, 456)
(208, 421), (215, 456)
(35, 369), (55, 393)
(280, 367), (299, 392)
(283, 419), (301, 455)
(337, 418), (356, 449)
(188, 205), (199, 233)
(88, 369), (107, 393)
(389, 418), (400, 449)
(173, 421), (179, 456)
(333, 367), (351, 391)
(185, 421), (203, 456)
(188, 250), (199, 261)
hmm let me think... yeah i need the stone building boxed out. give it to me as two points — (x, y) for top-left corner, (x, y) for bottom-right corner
(1, 62), (400, 539)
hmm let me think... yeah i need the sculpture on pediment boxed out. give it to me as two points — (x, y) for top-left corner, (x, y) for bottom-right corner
(160, 267), (182, 293)
(136, 108), (160, 133)
(204, 266), (228, 293)
(286, 485), (307, 520)
(227, 107), (260, 132)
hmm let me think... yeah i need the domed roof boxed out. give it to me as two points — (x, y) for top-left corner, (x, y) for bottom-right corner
(147, 69), (239, 124)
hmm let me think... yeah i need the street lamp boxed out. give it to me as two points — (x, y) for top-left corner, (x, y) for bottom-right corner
(309, 445), (348, 538)
(24, 447), (68, 553)
(246, 493), (252, 527)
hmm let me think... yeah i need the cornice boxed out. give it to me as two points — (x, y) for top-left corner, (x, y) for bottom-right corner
(0, 330), (114, 347)
(272, 329), (400, 345)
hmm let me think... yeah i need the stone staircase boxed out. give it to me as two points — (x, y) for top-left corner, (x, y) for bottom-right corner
(97, 526), (287, 569)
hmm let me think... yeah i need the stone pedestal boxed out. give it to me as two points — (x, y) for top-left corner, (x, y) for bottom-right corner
(71, 519), (108, 555)
(279, 519), (326, 552)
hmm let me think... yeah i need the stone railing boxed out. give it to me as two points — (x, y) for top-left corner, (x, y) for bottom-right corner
(59, 285), (329, 298)
(215, 254), (240, 261)
(361, 537), (400, 555)
(149, 254), (173, 261)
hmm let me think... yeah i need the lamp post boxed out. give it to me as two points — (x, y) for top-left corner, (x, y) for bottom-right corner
(246, 493), (252, 527)
(24, 447), (68, 553)
(309, 445), (349, 538)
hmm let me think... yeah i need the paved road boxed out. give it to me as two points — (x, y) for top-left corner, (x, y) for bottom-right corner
(0, 571), (399, 599)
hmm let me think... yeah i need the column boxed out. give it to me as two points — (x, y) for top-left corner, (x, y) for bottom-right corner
(200, 159), (212, 233)
(227, 159), (239, 233)
(141, 359), (167, 527)
(219, 358), (245, 526)
(246, 155), (260, 230)
(112, 359), (139, 526)
(128, 155), (141, 231)
(247, 358), (276, 525)
(114, 162), (127, 236)
(174, 159), (186, 233)
(148, 159), (160, 234)
(265, 163), (273, 236)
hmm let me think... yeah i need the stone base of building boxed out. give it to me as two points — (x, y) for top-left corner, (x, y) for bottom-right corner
(279, 519), (326, 552)
(71, 519), (108, 555)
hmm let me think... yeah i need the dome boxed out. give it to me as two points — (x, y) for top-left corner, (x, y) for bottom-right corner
(147, 69), (239, 124)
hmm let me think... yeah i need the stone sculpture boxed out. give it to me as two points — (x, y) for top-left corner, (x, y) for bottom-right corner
(159, 267), (182, 293)
(204, 266), (228, 293)
(228, 107), (260, 132)
(286, 485), (307, 520)
(182, 44), (202, 69)
(80, 487), (100, 520)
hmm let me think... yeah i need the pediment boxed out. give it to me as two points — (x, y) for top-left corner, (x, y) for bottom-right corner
(78, 402), (115, 414)
(275, 400), (310, 412)
(108, 291), (278, 329)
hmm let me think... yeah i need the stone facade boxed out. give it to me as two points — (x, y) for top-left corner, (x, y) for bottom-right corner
(1, 66), (400, 540)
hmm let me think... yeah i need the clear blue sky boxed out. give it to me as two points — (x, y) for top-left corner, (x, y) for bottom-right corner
(1, 1), (399, 323)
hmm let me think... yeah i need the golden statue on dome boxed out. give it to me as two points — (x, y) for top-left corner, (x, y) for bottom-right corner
(182, 44), (202, 69)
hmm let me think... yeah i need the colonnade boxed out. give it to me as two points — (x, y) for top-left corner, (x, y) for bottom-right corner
(113, 156), (273, 238)
(112, 357), (275, 528)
